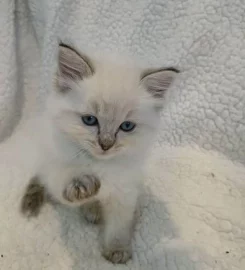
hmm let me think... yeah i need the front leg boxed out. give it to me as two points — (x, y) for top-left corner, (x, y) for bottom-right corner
(82, 200), (103, 224)
(102, 193), (138, 264)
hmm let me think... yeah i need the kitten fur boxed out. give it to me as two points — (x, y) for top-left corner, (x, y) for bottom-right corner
(24, 44), (179, 264)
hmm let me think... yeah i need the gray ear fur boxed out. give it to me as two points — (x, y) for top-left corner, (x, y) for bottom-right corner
(57, 44), (94, 91)
(141, 67), (179, 99)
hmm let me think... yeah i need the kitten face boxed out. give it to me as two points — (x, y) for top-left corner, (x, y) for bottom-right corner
(50, 44), (179, 160)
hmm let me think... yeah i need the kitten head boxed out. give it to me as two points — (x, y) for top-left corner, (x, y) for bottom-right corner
(50, 44), (179, 160)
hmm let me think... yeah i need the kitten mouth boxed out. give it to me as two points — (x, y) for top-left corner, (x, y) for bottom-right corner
(86, 144), (123, 160)
(91, 148), (116, 160)
(99, 150), (113, 158)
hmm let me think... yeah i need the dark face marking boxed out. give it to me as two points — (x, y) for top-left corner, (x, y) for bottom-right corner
(89, 100), (122, 151)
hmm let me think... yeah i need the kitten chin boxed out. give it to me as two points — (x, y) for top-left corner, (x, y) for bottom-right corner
(21, 44), (179, 264)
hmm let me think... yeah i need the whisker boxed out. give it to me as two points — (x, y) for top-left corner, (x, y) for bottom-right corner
(70, 147), (86, 160)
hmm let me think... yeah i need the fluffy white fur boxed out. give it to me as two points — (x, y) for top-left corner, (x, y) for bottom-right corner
(31, 45), (178, 263)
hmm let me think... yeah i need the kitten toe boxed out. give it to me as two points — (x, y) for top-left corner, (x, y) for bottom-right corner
(20, 177), (45, 218)
(102, 249), (132, 264)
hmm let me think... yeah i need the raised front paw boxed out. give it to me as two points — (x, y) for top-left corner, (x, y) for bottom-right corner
(63, 175), (101, 203)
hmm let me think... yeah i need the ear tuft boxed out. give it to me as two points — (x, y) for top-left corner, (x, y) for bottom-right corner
(141, 67), (179, 99)
(57, 44), (94, 91)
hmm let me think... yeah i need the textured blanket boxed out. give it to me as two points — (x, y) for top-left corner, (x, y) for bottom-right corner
(0, 0), (245, 269)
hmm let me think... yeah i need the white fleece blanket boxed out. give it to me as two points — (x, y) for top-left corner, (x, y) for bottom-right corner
(0, 133), (245, 270)
(0, 0), (245, 269)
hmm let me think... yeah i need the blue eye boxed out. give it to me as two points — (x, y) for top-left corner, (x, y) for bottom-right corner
(120, 121), (136, 132)
(81, 115), (98, 126)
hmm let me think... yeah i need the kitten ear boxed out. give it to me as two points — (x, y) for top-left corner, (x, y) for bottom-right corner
(141, 68), (179, 99)
(57, 44), (94, 91)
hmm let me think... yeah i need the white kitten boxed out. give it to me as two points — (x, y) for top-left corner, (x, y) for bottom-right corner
(21, 44), (179, 264)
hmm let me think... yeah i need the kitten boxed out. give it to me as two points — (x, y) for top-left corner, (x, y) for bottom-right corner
(21, 44), (179, 264)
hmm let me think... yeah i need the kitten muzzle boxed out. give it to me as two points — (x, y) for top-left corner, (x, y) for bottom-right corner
(98, 133), (115, 151)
